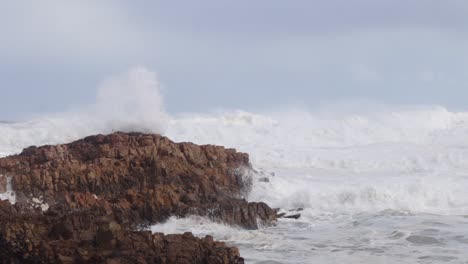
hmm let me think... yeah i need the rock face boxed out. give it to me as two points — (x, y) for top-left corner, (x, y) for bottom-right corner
(0, 132), (277, 263)
(0, 200), (244, 263)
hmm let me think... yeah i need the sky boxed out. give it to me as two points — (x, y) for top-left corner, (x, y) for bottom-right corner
(1, 0), (468, 120)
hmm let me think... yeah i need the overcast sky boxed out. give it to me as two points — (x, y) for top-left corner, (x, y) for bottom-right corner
(1, 0), (468, 120)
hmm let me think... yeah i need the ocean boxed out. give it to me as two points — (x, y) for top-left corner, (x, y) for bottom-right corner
(2, 105), (468, 263)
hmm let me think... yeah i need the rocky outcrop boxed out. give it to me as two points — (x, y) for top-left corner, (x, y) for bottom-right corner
(0, 200), (244, 263)
(0, 132), (277, 263)
(0, 132), (276, 228)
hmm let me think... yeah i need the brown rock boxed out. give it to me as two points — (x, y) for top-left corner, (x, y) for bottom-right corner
(0, 175), (6, 193)
(0, 132), (276, 263)
(0, 201), (244, 263)
(0, 132), (276, 229)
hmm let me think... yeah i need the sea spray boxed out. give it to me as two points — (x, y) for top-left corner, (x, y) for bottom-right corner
(94, 66), (168, 133)
(0, 175), (16, 204)
(0, 67), (168, 156)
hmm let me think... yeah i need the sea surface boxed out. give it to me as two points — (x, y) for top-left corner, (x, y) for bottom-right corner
(2, 105), (468, 263)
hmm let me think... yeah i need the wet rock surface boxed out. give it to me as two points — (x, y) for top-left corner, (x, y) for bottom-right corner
(0, 132), (277, 263)
(276, 208), (303, 220)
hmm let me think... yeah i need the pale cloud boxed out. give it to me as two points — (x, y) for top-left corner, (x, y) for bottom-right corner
(1, 0), (468, 119)
(0, 0), (149, 64)
(420, 71), (435, 83)
(350, 64), (381, 82)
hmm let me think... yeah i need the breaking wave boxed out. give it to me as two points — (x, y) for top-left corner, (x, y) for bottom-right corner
(2, 68), (468, 215)
(166, 106), (468, 215)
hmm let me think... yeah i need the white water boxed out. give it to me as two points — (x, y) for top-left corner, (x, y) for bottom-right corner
(0, 176), (16, 204)
(2, 68), (468, 263)
(160, 107), (468, 263)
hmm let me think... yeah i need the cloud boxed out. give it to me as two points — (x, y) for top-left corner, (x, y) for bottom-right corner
(2, 0), (468, 118)
(420, 71), (435, 83)
(0, 0), (149, 64)
(350, 64), (381, 82)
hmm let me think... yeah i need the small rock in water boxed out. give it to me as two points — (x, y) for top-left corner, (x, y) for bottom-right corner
(289, 208), (304, 212)
(276, 208), (304, 219)
(284, 214), (301, 220)
(259, 177), (270, 183)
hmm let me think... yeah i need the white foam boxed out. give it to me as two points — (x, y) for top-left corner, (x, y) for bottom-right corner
(158, 105), (468, 262)
(151, 213), (468, 264)
(31, 197), (49, 211)
(0, 175), (16, 204)
(163, 106), (468, 215)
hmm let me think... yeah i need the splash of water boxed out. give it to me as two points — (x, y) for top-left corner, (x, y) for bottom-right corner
(0, 66), (168, 156)
(0, 175), (16, 204)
